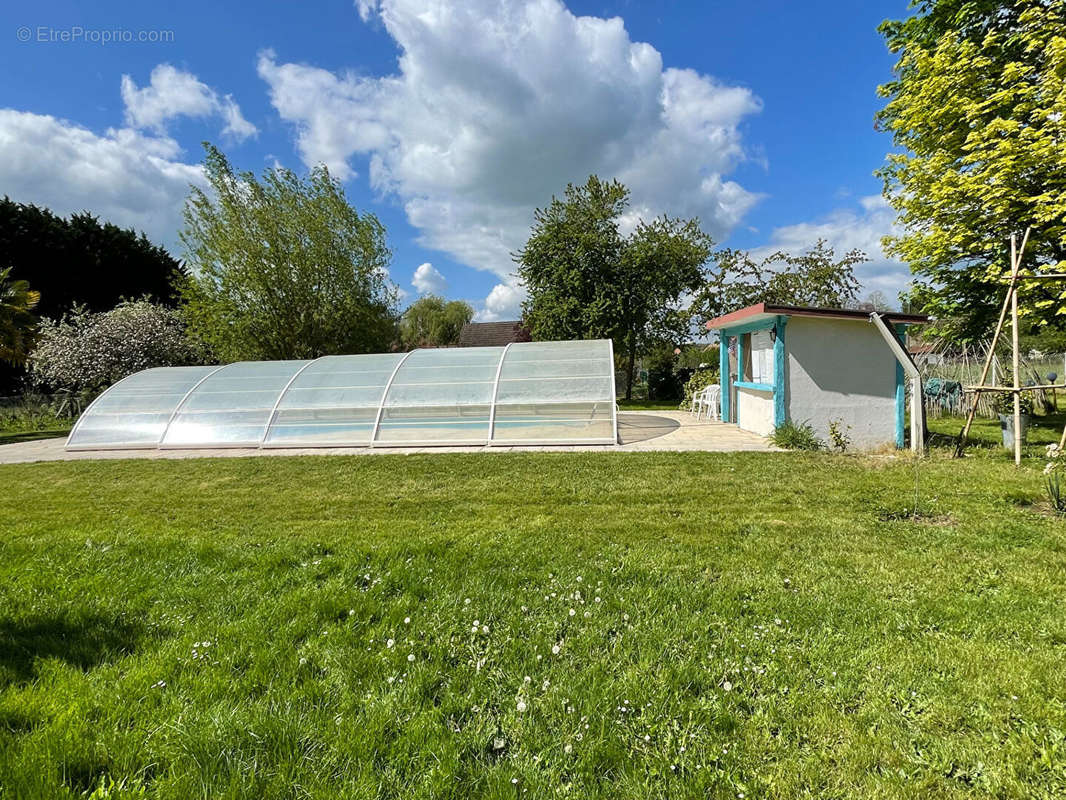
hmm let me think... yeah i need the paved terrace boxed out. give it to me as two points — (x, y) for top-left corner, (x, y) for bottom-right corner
(0, 411), (775, 465)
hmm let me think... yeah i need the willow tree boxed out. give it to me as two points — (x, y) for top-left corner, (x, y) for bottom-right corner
(877, 0), (1066, 340)
(179, 145), (399, 362)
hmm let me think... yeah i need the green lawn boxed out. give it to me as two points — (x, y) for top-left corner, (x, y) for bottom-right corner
(1, 451), (1064, 798)
(926, 409), (1064, 458)
(617, 399), (683, 411)
(0, 412), (73, 446)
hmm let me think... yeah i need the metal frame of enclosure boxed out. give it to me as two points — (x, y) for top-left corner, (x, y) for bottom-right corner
(66, 340), (619, 450)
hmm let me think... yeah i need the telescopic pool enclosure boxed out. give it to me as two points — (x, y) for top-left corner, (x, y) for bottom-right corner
(66, 339), (619, 450)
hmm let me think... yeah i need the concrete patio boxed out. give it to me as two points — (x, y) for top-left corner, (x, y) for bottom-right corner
(0, 410), (775, 465)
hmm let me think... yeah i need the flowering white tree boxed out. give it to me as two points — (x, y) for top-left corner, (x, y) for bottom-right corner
(28, 299), (203, 393)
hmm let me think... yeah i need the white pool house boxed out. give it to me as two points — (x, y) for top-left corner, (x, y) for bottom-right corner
(66, 339), (618, 450)
(706, 304), (928, 451)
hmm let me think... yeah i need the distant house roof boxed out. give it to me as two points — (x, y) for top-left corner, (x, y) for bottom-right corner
(458, 321), (532, 347)
(704, 303), (928, 330)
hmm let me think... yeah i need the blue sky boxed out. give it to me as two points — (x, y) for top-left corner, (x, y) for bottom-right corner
(0, 0), (910, 318)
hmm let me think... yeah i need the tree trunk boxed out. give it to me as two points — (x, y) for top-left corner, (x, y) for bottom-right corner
(625, 339), (636, 401)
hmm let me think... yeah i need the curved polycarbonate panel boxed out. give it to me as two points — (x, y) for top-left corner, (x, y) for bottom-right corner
(491, 339), (616, 444)
(264, 353), (405, 446)
(376, 347), (504, 444)
(161, 360), (310, 447)
(64, 339), (618, 450)
(66, 366), (218, 449)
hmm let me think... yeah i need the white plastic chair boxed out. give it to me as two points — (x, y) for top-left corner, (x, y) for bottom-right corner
(692, 385), (721, 421)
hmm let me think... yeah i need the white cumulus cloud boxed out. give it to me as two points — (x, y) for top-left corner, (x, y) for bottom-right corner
(259, 0), (762, 277)
(122, 64), (258, 141)
(475, 281), (526, 322)
(0, 109), (206, 252)
(411, 262), (447, 294)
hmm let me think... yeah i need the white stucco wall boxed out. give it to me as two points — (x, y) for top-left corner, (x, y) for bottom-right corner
(736, 387), (775, 437)
(785, 317), (898, 450)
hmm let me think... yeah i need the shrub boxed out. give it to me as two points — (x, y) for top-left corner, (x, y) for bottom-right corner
(992, 391), (1034, 416)
(680, 369), (719, 410)
(1044, 444), (1066, 515)
(28, 299), (204, 394)
(770, 420), (824, 451)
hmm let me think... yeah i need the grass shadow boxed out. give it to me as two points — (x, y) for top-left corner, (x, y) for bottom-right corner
(0, 614), (143, 687)
(0, 429), (70, 446)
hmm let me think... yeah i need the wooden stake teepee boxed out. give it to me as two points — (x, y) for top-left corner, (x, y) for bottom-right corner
(954, 228), (1066, 465)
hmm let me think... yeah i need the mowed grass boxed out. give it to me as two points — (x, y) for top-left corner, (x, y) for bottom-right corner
(1, 452), (1065, 798)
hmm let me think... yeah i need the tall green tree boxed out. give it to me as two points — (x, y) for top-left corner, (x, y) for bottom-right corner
(180, 145), (399, 361)
(877, 0), (1066, 340)
(0, 198), (182, 390)
(399, 295), (474, 349)
(515, 176), (712, 399)
(0, 267), (40, 366)
(692, 240), (865, 321)
(0, 198), (182, 318)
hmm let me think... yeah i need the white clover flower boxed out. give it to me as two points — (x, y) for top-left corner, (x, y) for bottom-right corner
(407, 653), (415, 662)
(564, 743), (573, 754)
(569, 608), (576, 617)
(722, 681), (732, 691)
(524, 676), (531, 683)
(516, 700), (527, 712)
(576, 576), (583, 583)
(404, 617), (410, 624)
(386, 639), (395, 648)
(551, 645), (561, 655)
(299, 657), (308, 666)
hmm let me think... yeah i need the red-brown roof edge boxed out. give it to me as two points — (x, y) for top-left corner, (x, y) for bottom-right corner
(705, 303), (928, 329)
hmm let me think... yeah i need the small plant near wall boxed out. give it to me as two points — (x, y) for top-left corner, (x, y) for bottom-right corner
(1044, 444), (1066, 516)
(828, 418), (852, 453)
(770, 420), (824, 451)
